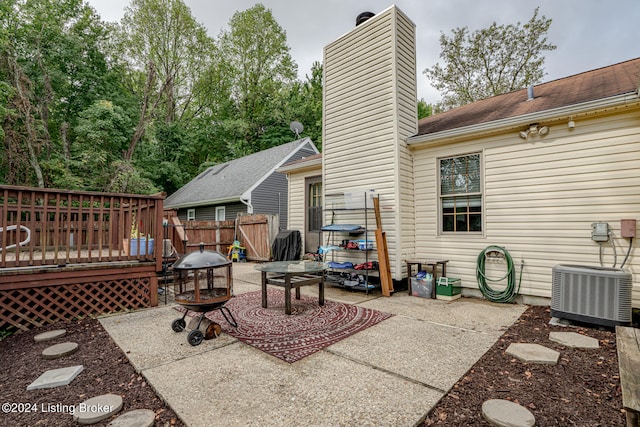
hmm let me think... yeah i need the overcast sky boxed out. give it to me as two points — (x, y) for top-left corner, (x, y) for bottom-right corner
(87, 0), (640, 102)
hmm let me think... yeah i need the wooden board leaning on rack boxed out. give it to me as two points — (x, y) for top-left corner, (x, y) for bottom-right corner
(373, 197), (393, 296)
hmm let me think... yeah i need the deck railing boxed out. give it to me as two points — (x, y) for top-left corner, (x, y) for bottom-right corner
(0, 185), (164, 269)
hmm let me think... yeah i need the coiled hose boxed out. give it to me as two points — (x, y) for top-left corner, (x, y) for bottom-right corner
(476, 246), (523, 303)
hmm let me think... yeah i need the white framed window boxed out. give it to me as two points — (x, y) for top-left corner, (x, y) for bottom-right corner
(186, 208), (196, 221)
(215, 206), (226, 221)
(308, 181), (322, 232)
(439, 153), (482, 233)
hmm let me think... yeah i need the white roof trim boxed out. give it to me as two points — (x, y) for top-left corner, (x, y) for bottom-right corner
(276, 156), (323, 173)
(406, 92), (640, 148)
(166, 196), (241, 210)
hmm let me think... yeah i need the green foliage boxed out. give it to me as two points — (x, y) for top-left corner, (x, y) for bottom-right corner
(0, 1), (324, 195)
(424, 8), (556, 110)
(215, 4), (299, 154)
(417, 98), (433, 120)
(134, 121), (192, 194)
(108, 160), (158, 194)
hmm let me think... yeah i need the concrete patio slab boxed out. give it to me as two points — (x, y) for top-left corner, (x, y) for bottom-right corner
(143, 341), (443, 427)
(100, 262), (529, 426)
(357, 293), (526, 335)
(327, 314), (500, 392)
(99, 306), (237, 372)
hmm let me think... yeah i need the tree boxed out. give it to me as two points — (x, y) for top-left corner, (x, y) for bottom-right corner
(215, 3), (298, 154)
(0, 0), (110, 187)
(105, 0), (214, 192)
(417, 98), (433, 120)
(424, 8), (556, 110)
(294, 61), (323, 147)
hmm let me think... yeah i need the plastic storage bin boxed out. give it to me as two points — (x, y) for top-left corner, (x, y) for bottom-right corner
(411, 272), (433, 298)
(129, 238), (154, 256)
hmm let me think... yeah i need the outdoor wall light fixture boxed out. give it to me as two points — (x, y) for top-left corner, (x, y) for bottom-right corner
(519, 123), (549, 140)
(568, 117), (576, 129)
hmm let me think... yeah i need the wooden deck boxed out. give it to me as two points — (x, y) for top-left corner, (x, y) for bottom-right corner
(0, 185), (164, 332)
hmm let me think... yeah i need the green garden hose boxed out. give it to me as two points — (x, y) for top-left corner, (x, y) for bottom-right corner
(476, 245), (524, 303)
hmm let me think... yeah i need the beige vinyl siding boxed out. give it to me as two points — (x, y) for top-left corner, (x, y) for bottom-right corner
(394, 10), (418, 272)
(286, 168), (320, 252)
(323, 6), (416, 279)
(413, 109), (640, 307)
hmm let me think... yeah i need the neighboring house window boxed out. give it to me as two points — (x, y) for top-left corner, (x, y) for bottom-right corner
(308, 181), (322, 232)
(439, 153), (482, 232)
(215, 206), (226, 221)
(187, 209), (195, 221)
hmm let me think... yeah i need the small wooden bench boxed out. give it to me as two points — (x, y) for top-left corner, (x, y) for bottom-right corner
(405, 259), (449, 298)
(616, 326), (640, 426)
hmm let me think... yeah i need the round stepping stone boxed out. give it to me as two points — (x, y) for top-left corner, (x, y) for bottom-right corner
(482, 399), (535, 427)
(549, 331), (599, 348)
(34, 329), (66, 343)
(42, 342), (79, 359)
(74, 394), (123, 425)
(107, 409), (155, 427)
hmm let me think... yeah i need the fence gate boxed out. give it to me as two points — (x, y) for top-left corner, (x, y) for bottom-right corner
(236, 214), (278, 261)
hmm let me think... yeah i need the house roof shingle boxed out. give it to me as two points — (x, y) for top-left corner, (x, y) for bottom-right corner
(164, 138), (315, 208)
(416, 57), (640, 136)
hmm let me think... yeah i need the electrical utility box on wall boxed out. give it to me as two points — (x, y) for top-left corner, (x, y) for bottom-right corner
(591, 222), (609, 241)
(620, 219), (637, 238)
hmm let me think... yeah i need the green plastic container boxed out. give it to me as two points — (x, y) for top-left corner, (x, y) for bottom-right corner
(436, 277), (461, 297)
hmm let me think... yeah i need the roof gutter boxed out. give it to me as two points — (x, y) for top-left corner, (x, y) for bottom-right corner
(406, 91), (640, 148)
(239, 193), (253, 214)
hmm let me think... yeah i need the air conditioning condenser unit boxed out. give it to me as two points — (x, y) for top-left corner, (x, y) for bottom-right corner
(551, 264), (632, 327)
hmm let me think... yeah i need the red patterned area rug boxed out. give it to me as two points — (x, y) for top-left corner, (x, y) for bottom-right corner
(177, 289), (392, 363)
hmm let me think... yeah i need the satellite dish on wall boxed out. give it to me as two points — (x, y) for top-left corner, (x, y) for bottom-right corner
(290, 121), (304, 138)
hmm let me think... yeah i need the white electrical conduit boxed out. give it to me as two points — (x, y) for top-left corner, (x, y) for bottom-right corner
(598, 231), (618, 268)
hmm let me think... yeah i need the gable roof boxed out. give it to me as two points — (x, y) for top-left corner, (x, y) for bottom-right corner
(277, 152), (323, 174)
(414, 57), (640, 137)
(165, 138), (317, 209)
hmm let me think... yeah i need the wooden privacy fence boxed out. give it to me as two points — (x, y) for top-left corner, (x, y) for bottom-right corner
(236, 214), (279, 261)
(184, 220), (236, 253)
(163, 212), (278, 261)
(0, 185), (164, 332)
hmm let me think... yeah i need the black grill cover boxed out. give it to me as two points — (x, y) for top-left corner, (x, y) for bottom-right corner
(271, 230), (302, 261)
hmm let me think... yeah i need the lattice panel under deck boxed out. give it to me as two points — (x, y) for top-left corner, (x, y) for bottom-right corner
(1, 278), (151, 331)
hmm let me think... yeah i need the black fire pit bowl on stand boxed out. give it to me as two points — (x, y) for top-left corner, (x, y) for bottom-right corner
(171, 245), (237, 346)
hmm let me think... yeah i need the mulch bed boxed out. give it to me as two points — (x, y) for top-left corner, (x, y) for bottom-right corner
(0, 305), (630, 426)
(0, 318), (184, 427)
(423, 305), (626, 426)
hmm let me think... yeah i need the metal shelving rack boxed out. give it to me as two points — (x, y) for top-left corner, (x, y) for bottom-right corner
(320, 192), (379, 293)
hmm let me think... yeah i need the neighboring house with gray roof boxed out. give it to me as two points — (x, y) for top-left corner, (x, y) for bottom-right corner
(164, 138), (318, 230)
